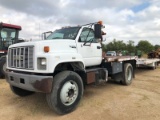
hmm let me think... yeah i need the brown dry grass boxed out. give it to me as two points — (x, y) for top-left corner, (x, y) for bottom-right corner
(0, 67), (160, 120)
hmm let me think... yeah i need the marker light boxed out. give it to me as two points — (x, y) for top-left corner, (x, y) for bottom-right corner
(98, 21), (103, 25)
(44, 46), (50, 52)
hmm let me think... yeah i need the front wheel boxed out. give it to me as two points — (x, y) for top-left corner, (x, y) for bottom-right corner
(46, 71), (84, 115)
(121, 63), (133, 85)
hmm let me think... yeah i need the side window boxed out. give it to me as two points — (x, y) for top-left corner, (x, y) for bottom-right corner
(11, 31), (16, 38)
(79, 28), (96, 42)
(1, 30), (7, 39)
(0, 28), (16, 47)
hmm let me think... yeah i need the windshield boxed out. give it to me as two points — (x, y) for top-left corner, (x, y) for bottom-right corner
(46, 27), (80, 40)
(0, 28), (17, 50)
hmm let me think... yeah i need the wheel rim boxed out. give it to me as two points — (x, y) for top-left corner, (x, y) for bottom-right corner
(127, 67), (132, 81)
(60, 80), (78, 106)
(3, 62), (6, 73)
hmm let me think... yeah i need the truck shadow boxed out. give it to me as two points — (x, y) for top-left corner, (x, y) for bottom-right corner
(135, 67), (158, 75)
(13, 93), (60, 117)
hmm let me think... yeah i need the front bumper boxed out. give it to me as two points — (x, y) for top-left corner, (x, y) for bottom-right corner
(6, 71), (53, 93)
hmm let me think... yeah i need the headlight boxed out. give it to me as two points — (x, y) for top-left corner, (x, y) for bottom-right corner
(37, 58), (47, 70)
(40, 58), (46, 65)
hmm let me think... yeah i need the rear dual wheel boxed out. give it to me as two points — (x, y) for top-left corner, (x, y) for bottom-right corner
(121, 63), (133, 85)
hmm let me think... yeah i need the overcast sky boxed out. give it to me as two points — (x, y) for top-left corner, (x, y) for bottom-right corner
(0, 0), (160, 45)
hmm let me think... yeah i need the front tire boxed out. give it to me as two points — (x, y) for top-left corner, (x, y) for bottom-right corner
(121, 63), (133, 85)
(10, 85), (34, 97)
(46, 71), (83, 115)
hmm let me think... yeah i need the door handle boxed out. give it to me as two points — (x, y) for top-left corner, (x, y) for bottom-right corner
(69, 45), (76, 48)
(97, 46), (101, 49)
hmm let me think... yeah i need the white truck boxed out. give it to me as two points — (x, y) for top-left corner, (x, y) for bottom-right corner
(6, 21), (136, 115)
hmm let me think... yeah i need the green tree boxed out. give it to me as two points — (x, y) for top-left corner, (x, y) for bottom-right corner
(106, 39), (126, 51)
(154, 44), (160, 50)
(136, 40), (154, 53)
(102, 43), (107, 52)
(126, 40), (135, 53)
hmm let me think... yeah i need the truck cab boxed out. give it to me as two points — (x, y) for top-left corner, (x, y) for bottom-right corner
(6, 22), (103, 74)
(44, 25), (102, 67)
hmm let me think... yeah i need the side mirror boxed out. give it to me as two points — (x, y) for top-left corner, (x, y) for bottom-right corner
(94, 24), (102, 39)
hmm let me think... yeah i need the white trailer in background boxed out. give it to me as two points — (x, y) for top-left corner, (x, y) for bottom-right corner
(136, 58), (160, 69)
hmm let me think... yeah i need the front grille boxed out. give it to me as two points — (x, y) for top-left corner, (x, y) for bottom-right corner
(8, 46), (34, 69)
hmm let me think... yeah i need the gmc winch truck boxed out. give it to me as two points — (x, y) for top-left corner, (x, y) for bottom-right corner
(6, 21), (136, 115)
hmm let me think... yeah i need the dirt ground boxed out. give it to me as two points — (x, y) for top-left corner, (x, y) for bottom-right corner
(0, 67), (160, 120)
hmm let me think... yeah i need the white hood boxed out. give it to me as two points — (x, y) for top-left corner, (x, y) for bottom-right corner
(9, 39), (77, 54)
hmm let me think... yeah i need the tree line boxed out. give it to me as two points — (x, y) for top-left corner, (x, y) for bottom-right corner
(102, 39), (160, 54)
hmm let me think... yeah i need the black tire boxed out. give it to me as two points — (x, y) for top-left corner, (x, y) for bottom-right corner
(46, 71), (84, 115)
(0, 57), (6, 78)
(121, 63), (133, 85)
(10, 85), (34, 97)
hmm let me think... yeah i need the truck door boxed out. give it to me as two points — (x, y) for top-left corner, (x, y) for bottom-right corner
(76, 27), (102, 67)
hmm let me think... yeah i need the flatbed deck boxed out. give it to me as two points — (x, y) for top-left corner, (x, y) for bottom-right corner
(104, 55), (160, 69)
(104, 56), (137, 62)
(136, 58), (160, 68)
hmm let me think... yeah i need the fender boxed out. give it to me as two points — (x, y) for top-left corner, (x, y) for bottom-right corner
(46, 52), (85, 73)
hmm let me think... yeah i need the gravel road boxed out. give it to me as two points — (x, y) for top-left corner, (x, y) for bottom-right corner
(0, 67), (160, 120)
